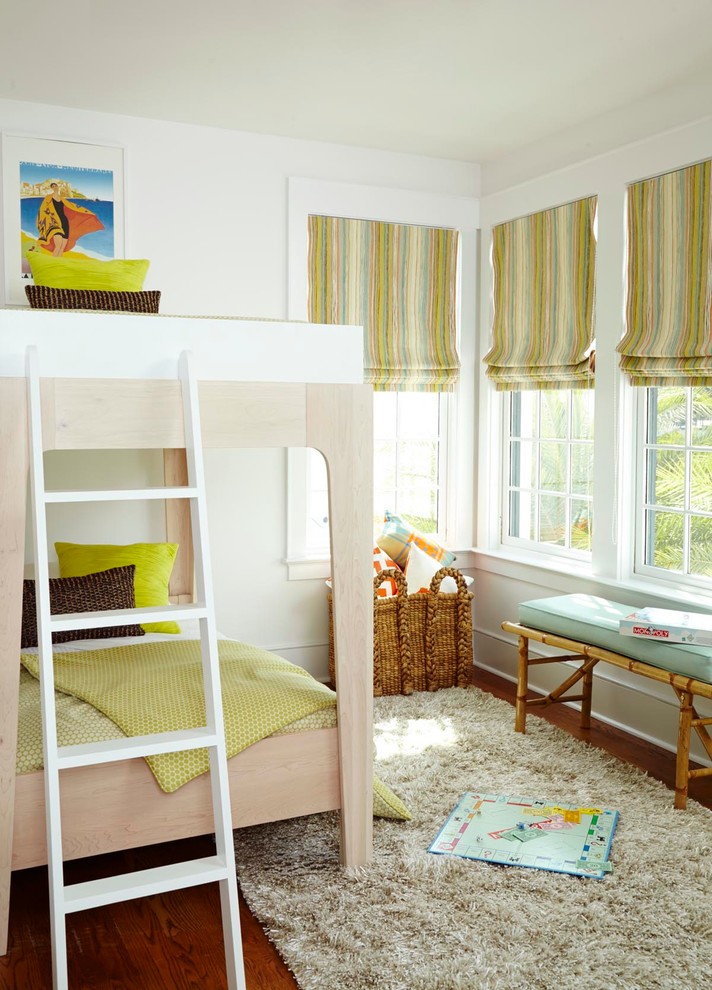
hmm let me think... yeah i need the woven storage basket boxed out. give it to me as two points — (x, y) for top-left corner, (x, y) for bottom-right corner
(25, 285), (161, 313)
(328, 565), (473, 696)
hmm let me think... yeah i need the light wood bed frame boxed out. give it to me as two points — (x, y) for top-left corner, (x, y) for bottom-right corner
(0, 310), (374, 956)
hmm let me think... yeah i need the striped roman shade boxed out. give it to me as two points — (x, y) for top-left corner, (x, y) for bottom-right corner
(308, 215), (460, 391)
(617, 160), (712, 387)
(483, 197), (597, 391)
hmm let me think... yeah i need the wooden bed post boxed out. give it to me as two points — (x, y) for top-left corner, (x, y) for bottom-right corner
(0, 380), (28, 955)
(163, 448), (195, 602)
(307, 383), (373, 867)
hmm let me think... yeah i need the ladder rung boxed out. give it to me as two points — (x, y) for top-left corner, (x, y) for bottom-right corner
(63, 856), (230, 914)
(48, 602), (207, 632)
(57, 727), (220, 769)
(44, 486), (199, 504)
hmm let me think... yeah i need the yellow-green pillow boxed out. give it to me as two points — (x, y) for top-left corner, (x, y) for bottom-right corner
(27, 251), (150, 291)
(55, 542), (179, 634)
(373, 775), (412, 820)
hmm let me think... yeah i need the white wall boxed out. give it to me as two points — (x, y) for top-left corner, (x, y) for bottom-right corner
(475, 115), (712, 762)
(1, 98), (479, 677)
(5, 99), (711, 761)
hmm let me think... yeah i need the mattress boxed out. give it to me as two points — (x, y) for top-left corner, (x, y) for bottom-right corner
(17, 621), (335, 777)
(17, 621), (411, 820)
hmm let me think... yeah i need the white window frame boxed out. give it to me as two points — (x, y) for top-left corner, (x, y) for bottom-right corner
(475, 133), (712, 621)
(634, 385), (712, 594)
(373, 389), (451, 544)
(285, 178), (478, 580)
(477, 186), (622, 588)
(501, 388), (595, 563)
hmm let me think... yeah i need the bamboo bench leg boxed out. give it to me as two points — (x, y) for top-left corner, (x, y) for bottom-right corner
(581, 664), (593, 730)
(675, 690), (693, 810)
(515, 636), (529, 733)
(503, 619), (712, 810)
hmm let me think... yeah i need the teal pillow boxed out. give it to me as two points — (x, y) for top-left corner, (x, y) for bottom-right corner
(519, 594), (712, 683)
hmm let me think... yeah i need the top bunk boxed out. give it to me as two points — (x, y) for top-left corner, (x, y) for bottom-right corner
(0, 308), (362, 382)
(0, 308), (369, 453)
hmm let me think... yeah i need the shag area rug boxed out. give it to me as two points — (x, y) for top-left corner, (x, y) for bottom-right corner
(234, 687), (712, 990)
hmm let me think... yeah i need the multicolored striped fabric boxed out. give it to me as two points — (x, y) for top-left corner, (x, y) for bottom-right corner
(483, 197), (597, 391)
(376, 510), (455, 570)
(617, 160), (712, 387)
(308, 215), (460, 391)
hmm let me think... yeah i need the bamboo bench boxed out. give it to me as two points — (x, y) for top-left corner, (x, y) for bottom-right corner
(502, 594), (712, 809)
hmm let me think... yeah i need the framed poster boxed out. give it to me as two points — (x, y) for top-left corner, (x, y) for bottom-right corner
(1, 134), (124, 305)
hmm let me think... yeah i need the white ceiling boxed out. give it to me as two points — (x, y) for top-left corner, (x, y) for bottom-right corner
(2, 0), (712, 177)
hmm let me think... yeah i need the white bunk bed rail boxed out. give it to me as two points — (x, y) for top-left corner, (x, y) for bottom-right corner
(0, 309), (364, 382)
(0, 307), (374, 960)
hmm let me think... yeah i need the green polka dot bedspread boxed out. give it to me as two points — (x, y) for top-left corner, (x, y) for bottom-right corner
(18, 638), (410, 820)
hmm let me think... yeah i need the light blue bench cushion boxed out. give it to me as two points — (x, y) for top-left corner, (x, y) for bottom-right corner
(518, 594), (712, 684)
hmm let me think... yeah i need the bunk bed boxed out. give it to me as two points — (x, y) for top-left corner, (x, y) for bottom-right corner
(0, 308), (374, 956)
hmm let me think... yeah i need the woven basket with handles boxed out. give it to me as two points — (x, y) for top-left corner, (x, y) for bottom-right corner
(328, 565), (473, 696)
(25, 285), (161, 313)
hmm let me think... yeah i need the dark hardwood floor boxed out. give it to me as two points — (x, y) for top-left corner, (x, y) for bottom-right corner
(2, 668), (710, 989)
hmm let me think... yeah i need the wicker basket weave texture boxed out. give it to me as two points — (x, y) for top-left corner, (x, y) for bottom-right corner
(25, 285), (161, 313)
(328, 566), (473, 696)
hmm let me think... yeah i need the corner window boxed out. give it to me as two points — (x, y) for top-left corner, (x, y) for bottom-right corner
(504, 389), (594, 555)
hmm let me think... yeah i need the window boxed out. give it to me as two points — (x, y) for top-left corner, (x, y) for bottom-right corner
(286, 178), (477, 576)
(374, 391), (447, 536)
(639, 386), (712, 582)
(300, 390), (449, 559)
(505, 389), (594, 555)
(304, 448), (330, 556)
(484, 196), (597, 560)
(618, 160), (712, 592)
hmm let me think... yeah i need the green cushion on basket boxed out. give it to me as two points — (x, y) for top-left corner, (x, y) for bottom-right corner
(519, 594), (712, 683)
(26, 251), (150, 291)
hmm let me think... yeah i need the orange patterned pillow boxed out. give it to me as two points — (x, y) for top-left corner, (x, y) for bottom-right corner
(325, 547), (400, 597)
(372, 546), (400, 598)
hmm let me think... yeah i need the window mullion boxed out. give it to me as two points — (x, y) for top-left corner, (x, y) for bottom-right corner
(535, 392), (542, 544)
(393, 393), (401, 517)
(503, 388), (594, 560)
(683, 389), (692, 575)
(566, 390), (572, 549)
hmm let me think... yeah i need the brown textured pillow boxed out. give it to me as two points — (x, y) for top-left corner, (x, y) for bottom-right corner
(25, 285), (161, 313)
(21, 565), (145, 649)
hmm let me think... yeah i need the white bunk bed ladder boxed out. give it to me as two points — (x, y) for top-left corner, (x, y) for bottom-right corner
(26, 347), (246, 990)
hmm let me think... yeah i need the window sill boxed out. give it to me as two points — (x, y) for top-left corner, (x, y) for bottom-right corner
(287, 547), (475, 583)
(472, 547), (712, 612)
(472, 548), (593, 592)
(286, 556), (331, 581)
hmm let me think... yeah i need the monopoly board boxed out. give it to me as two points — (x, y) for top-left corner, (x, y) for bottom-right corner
(428, 792), (618, 879)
